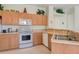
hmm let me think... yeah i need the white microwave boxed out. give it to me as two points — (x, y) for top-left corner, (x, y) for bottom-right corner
(19, 18), (32, 25)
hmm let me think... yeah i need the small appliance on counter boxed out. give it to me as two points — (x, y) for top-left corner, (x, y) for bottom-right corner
(2, 29), (7, 33)
(8, 28), (12, 32)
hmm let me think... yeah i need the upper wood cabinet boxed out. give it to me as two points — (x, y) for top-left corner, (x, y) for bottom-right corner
(10, 12), (19, 25)
(42, 15), (47, 26)
(0, 11), (47, 25)
(2, 11), (19, 25)
(31, 14), (43, 25)
(19, 13), (32, 19)
(2, 11), (12, 25)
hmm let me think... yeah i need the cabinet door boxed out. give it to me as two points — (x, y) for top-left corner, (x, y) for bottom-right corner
(19, 13), (30, 19)
(10, 12), (19, 25)
(2, 11), (12, 25)
(33, 32), (42, 46)
(0, 11), (2, 24)
(42, 16), (47, 26)
(10, 34), (19, 49)
(63, 44), (79, 54)
(48, 34), (52, 50)
(0, 35), (10, 50)
(31, 14), (43, 25)
(52, 43), (65, 54)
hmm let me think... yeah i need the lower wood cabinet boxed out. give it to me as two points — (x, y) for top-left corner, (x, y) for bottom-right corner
(0, 34), (19, 51)
(0, 35), (10, 50)
(51, 42), (65, 54)
(51, 42), (79, 54)
(33, 32), (42, 46)
(9, 34), (19, 49)
(48, 34), (52, 51)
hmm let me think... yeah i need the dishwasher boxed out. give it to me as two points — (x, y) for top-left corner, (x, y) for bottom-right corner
(42, 32), (48, 47)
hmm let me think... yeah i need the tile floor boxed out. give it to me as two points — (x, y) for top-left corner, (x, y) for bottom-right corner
(0, 45), (51, 54)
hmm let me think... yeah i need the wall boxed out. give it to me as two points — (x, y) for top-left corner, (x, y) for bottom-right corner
(48, 5), (54, 29)
(67, 7), (74, 31)
(48, 5), (74, 31)
(74, 6), (79, 32)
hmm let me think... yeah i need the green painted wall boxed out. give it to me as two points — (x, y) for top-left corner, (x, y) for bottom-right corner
(32, 26), (47, 30)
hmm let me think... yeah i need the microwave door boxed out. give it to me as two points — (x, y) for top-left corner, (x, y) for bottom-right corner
(19, 18), (27, 25)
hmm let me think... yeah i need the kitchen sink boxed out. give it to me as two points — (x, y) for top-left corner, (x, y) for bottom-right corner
(54, 34), (77, 41)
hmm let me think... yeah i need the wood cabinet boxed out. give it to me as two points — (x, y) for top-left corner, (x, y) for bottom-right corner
(31, 14), (43, 25)
(51, 42), (79, 54)
(48, 34), (52, 51)
(0, 35), (10, 50)
(10, 34), (19, 49)
(2, 11), (19, 25)
(64, 44), (79, 54)
(42, 15), (47, 26)
(0, 34), (19, 51)
(31, 14), (47, 25)
(33, 32), (42, 46)
(19, 13), (30, 19)
(2, 11), (12, 25)
(10, 12), (19, 25)
(51, 42), (66, 54)
(0, 11), (47, 25)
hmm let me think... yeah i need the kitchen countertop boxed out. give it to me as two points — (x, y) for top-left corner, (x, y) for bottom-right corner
(47, 29), (79, 45)
(42, 30), (54, 35)
(0, 32), (19, 34)
(47, 32), (53, 35)
(51, 39), (79, 45)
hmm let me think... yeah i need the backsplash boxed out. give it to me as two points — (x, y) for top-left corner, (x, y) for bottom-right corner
(0, 25), (47, 32)
(32, 26), (47, 30)
(2, 25), (18, 29)
(0, 25), (1, 32)
(0, 25), (18, 32)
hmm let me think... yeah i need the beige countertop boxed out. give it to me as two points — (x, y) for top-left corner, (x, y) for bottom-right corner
(0, 32), (19, 34)
(51, 39), (79, 45)
(47, 32), (53, 35)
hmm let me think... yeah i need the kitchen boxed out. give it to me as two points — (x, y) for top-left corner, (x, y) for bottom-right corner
(0, 4), (79, 54)
(0, 4), (48, 54)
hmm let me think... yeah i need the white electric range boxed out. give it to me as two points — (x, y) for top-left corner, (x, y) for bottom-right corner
(19, 18), (33, 48)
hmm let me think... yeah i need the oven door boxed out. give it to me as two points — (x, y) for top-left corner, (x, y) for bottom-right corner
(20, 33), (32, 44)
